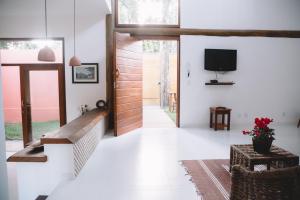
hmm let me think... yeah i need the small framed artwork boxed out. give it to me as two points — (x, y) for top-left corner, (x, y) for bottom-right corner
(72, 63), (99, 84)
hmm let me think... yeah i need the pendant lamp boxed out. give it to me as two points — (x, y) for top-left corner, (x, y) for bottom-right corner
(69, 0), (81, 66)
(38, 0), (56, 62)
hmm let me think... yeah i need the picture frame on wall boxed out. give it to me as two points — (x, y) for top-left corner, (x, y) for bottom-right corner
(72, 63), (99, 84)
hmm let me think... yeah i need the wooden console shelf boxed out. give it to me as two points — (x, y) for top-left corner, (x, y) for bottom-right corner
(205, 82), (235, 85)
(7, 109), (107, 163)
(41, 109), (108, 144)
(7, 146), (47, 163)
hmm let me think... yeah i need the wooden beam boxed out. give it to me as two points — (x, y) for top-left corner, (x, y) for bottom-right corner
(106, 14), (115, 129)
(7, 146), (47, 163)
(114, 28), (300, 38)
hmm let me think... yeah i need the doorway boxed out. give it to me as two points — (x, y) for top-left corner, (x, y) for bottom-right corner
(142, 39), (178, 128)
(113, 33), (180, 136)
(0, 39), (66, 151)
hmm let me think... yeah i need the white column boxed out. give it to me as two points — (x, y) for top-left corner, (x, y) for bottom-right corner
(0, 60), (9, 200)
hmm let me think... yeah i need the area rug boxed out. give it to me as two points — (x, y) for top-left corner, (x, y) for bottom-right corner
(181, 159), (231, 200)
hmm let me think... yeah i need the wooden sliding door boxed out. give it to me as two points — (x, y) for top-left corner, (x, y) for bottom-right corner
(20, 64), (66, 145)
(0, 63), (67, 146)
(114, 33), (143, 136)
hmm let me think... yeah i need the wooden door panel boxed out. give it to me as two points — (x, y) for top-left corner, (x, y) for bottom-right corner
(118, 114), (142, 127)
(117, 108), (143, 121)
(20, 67), (32, 146)
(117, 65), (143, 74)
(116, 57), (142, 67)
(117, 74), (142, 81)
(116, 88), (142, 97)
(116, 81), (142, 89)
(118, 121), (143, 135)
(116, 96), (142, 104)
(116, 101), (143, 113)
(115, 33), (143, 136)
(19, 64), (66, 146)
(116, 49), (142, 60)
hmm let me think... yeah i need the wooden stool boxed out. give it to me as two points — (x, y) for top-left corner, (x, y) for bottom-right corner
(210, 107), (231, 131)
(168, 93), (177, 112)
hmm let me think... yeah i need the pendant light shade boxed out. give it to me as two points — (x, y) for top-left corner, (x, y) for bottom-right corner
(38, 46), (56, 62)
(69, 0), (81, 66)
(38, 0), (56, 62)
(69, 56), (81, 66)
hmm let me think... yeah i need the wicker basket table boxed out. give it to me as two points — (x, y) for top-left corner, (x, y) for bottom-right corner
(230, 144), (299, 172)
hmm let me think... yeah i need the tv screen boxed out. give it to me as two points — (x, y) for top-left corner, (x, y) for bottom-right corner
(205, 49), (237, 71)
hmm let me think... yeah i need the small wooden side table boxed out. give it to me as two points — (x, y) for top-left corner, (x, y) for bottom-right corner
(168, 93), (177, 112)
(209, 107), (231, 131)
(230, 144), (299, 172)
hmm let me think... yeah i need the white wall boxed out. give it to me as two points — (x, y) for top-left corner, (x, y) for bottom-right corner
(180, 0), (300, 127)
(180, 36), (300, 127)
(181, 0), (300, 30)
(0, 0), (110, 121)
(0, 1), (109, 198)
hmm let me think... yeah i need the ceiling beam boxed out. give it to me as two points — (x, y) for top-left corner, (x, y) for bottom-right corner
(114, 27), (300, 38)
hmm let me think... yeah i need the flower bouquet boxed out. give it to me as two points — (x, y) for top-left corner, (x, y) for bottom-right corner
(243, 117), (275, 154)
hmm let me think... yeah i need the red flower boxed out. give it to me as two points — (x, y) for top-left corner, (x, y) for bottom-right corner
(255, 118), (260, 124)
(255, 117), (272, 129)
(242, 117), (274, 138)
(255, 130), (260, 137)
(242, 130), (251, 135)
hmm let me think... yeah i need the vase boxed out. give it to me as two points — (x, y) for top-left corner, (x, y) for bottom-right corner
(252, 138), (273, 154)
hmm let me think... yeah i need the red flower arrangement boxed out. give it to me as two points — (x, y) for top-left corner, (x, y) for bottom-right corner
(243, 117), (275, 153)
(243, 117), (275, 140)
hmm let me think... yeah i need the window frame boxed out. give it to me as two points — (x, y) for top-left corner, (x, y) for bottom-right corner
(0, 37), (67, 146)
(115, 0), (180, 28)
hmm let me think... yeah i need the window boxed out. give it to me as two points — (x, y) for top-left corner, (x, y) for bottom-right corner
(117, 0), (179, 26)
(1, 38), (66, 148)
(0, 39), (63, 63)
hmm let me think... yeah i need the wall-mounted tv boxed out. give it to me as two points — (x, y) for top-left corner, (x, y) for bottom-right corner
(204, 49), (237, 71)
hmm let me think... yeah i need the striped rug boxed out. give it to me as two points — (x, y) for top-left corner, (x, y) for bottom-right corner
(182, 159), (231, 200)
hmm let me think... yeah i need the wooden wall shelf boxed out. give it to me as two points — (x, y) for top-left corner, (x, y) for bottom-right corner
(41, 109), (108, 145)
(205, 82), (235, 85)
(7, 109), (108, 163)
(7, 146), (47, 163)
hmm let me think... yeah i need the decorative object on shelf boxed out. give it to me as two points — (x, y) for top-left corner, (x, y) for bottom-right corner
(80, 104), (89, 115)
(72, 63), (99, 83)
(38, 0), (56, 62)
(242, 117), (275, 154)
(96, 100), (108, 111)
(205, 81), (235, 85)
(69, 0), (81, 66)
(26, 140), (44, 153)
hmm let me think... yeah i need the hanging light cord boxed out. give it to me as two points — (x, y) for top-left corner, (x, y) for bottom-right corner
(44, 0), (48, 39)
(73, 0), (76, 56)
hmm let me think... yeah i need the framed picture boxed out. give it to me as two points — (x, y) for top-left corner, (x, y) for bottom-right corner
(72, 63), (99, 84)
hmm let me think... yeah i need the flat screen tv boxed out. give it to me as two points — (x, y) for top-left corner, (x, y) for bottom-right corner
(205, 49), (237, 71)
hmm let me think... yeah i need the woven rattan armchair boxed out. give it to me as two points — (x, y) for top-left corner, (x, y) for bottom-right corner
(230, 165), (300, 200)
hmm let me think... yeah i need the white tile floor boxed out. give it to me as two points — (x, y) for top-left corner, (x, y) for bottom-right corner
(48, 125), (300, 200)
(143, 106), (176, 128)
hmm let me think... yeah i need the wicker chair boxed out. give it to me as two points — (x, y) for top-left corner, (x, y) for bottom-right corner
(230, 165), (300, 200)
